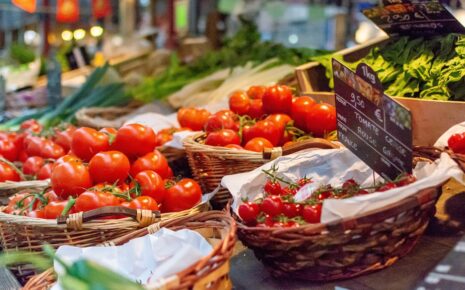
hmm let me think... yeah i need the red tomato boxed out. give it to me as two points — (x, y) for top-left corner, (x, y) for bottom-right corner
(215, 109), (236, 119)
(246, 85), (266, 100)
(53, 155), (80, 170)
(71, 127), (109, 161)
(74, 190), (120, 213)
(41, 140), (65, 159)
(225, 144), (244, 150)
(0, 138), (18, 161)
(37, 163), (54, 180)
(126, 196), (159, 211)
(134, 170), (164, 203)
(18, 150), (29, 163)
(247, 99), (265, 119)
(54, 126), (76, 152)
(261, 196), (283, 217)
(265, 114), (292, 129)
(177, 108), (211, 131)
(24, 136), (45, 157)
(3, 192), (33, 214)
(250, 120), (283, 147)
(305, 103), (337, 137)
(291, 96), (316, 130)
(44, 201), (68, 219)
(205, 129), (241, 147)
(204, 113), (236, 133)
(262, 85), (293, 114)
(99, 127), (118, 135)
(302, 204), (322, 223)
(282, 203), (302, 218)
(20, 119), (42, 134)
(162, 178), (202, 212)
(229, 91), (250, 115)
(89, 151), (130, 184)
(23, 156), (45, 175)
(244, 137), (274, 152)
(51, 159), (93, 198)
(264, 180), (282, 195)
(241, 124), (255, 145)
(0, 161), (20, 182)
(130, 150), (172, 179)
(112, 124), (157, 158)
(238, 202), (260, 224)
(448, 133), (465, 154)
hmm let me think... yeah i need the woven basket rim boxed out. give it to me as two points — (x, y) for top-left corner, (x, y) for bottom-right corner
(0, 180), (50, 191)
(0, 202), (209, 229)
(23, 210), (237, 290)
(236, 182), (443, 234)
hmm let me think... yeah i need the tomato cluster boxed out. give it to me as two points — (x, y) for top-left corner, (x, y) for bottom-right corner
(177, 85), (337, 152)
(448, 132), (465, 154)
(2, 122), (203, 219)
(0, 120), (74, 182)
(238, 170), (417, 228)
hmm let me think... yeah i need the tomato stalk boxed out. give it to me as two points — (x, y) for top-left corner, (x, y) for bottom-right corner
(61, 198), (76, 216)
(262, 166), (299, 188)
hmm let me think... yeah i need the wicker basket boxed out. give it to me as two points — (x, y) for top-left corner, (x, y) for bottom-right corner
(234, 148), (452, 281)
(23, 210), (237, 290)
(0, 203), (209, 282)
(184, 133), (339, 209)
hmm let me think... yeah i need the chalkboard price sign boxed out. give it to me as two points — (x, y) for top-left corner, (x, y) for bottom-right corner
(332, 59), (413, 181)
(362, 1), (465, 37)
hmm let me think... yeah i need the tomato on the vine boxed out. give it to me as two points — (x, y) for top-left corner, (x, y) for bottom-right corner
(177, 107), (211, 131)
(305, 103), (337, 137)
(291, 96), (316, 130)
(71, 127), (109, 161)
(89, 151), (130, 184)
(250, 120), (283, 147)
(247, 85), (266, 100)
(74, 190), (121, 213)
(44, 201), (69, 219)
(162, 178), (202, 212)
(51, 159), (92, 198)
(282, 203), (302, 218)
(247, 99), (265, 119)
(264, 180), (282, 195)
(261, 196), (283, 217)
(23, 156), (45, 175)
(204, 113), (236, 133)
(302, 204), (322, 223)
(124, 196), (159, 211)
(130, 150), (172, 179)
(112, 124), (157, 159)
(262, 85), (293, 114)
(265, 114), (292, 130)
(0, 161), (20, 182)
(229, 91), (250, 116)
(134, 170), (164, 203)
(0, 138), (18, 161)
(244, 137), (273, 152)
(238, 202), (260, 224)
(205, 129), (241, 147)
(448, 133), (465, 154)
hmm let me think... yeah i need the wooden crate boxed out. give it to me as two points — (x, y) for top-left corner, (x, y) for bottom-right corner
(296, 36), (465, 146)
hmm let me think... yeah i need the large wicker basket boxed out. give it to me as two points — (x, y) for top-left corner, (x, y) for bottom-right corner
(234, 148), (454, 281)
(184, 133), (339, 209)
(0, 203), (209, 282)
(23, 210), (237, 290)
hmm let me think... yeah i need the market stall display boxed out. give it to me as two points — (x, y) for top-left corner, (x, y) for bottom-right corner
(224, 148), (463, 281)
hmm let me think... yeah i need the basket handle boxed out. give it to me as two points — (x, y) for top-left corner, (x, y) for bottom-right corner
(57, 206), (161, 230)
(263, 138), (339, 160)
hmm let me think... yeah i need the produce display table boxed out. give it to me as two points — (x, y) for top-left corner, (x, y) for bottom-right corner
(230, 228), (463, 290)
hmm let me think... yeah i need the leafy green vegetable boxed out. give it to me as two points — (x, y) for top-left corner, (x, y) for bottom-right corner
(10, 43), (36, 64)
(132, 20), (331, 103)
(319, 34), (465, 101)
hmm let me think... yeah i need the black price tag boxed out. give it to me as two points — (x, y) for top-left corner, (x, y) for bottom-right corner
(332, 59), (413, 180)
(47, 57), (62, 107)
(363, 1), (465, 37)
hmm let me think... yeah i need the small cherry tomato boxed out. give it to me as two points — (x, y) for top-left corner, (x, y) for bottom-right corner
(261, 196), (283, 217)
(302, 204), (322, 223)
(238, 202), (260, 224)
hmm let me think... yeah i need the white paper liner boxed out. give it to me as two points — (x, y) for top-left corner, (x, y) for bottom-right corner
(435, 121), (465, 149)
(222, 148), (464, 224)
(51, 228), (213, 290)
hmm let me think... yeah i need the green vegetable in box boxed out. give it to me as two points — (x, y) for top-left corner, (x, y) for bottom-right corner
(317, 34), (465, 101)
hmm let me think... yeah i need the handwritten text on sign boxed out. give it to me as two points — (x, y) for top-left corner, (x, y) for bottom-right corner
(332, 59), (413, 180)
